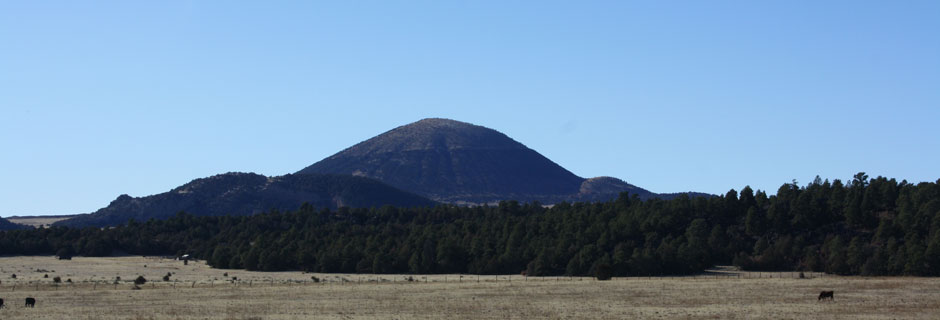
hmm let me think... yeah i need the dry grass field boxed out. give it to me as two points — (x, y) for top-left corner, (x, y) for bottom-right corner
(0, 256), (938, 319)
(4, 215), (76, 228)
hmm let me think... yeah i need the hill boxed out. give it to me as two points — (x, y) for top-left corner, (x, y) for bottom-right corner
(298, 118), (701, 204)
(0, 217), (29, 231)
(0, 218), (27, 231)
(55, 173), (436, 227)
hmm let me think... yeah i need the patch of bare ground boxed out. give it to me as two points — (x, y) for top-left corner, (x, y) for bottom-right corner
(0, 256), (938, 319)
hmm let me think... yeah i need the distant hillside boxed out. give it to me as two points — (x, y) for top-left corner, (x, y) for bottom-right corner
(298, 118), (584, 204)
(0, 217), (29, 231)
(298, 118), (706, 204)
(55, 173), (437, 227)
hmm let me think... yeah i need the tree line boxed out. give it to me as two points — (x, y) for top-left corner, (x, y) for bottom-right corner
(1, 173), (938, 277)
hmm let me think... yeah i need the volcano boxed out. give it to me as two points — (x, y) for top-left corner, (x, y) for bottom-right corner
(297, 118), (674, 204)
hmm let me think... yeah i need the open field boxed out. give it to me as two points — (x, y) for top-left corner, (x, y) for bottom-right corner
(0, 256), (938, 319)
(4, 215), (78, 228)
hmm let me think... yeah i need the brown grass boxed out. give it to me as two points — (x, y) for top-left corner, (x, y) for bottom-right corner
(5, 216), (74, 228)
(0, 256), (938, 319)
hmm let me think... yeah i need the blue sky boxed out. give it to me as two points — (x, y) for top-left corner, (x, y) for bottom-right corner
(2, 1), (938, 216)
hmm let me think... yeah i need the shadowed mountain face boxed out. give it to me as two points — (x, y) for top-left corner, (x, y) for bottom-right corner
(55, 173), (437, 227)
(52, 118), (706, 228)
(297, 118), (683, 204)
(0, 217), (28, 231)
(298, 118), (588, 204)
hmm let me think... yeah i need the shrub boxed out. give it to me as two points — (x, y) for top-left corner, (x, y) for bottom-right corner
(162, 275), (170, 281)
(53, 276), (62, 283)
(134, 275), (147, 285)
(11, 274), (16, 279)
(311, 276), (320, 283)
(44, 274), (49, 278)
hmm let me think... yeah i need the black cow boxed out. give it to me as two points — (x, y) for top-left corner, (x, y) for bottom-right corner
(25, 297), (35, 308)
(818, 290), (834, 301)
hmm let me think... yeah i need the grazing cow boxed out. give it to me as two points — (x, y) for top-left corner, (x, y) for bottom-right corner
(818, 290), (834, 301)
(25, 297), (35, 308)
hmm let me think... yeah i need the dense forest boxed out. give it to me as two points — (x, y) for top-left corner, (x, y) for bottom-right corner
(2, 173), (939, 277)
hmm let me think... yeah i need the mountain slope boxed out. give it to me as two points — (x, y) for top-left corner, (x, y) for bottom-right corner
(297, 118), (686, 204)
(0, 217), (29, 231)
(298, 118), (587, 204)
(55, 173), (437, 227)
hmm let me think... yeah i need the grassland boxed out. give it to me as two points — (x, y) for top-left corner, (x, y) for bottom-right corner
(4, 215), (76, 228)
(0, 256), (937, 319)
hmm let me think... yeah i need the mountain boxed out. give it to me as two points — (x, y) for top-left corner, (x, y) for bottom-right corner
(0, 217), (29, 231)
(55, 173), (437, 227)
(298, 118), (700, 204)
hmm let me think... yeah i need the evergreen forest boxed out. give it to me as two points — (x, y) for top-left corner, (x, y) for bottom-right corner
(2, 173), (939, 277)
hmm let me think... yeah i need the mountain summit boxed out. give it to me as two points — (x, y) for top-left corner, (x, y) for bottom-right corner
(298, 118), (659, 204)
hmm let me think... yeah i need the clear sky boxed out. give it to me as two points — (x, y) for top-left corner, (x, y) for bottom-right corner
(2, 1), (938, 216)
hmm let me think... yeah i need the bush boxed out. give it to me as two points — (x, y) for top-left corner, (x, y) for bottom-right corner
(53, 276), (62, 283)
(162, 275), (170, 281)
(311, 276), (320, 283)
(134, 275), (147, 285)
(11, 274), (16, 279)
(595, 263), (613, 281)
(44, 274), (49, 278)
